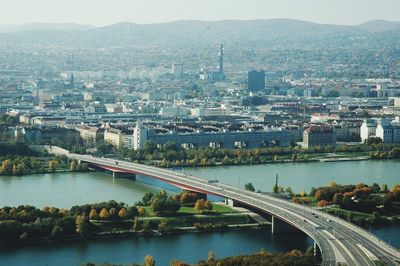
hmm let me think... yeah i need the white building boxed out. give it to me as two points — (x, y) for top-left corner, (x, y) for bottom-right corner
(360, 119), (377, 142)
(360, 118), (400, 143)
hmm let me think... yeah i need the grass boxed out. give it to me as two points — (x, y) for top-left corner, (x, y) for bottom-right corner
(141, 203), (236, 216)
(323, 207), (374, 220)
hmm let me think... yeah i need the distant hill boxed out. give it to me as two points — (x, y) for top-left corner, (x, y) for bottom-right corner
(0, 23), (95, 33)
(0, 19), (394, 49)
(358, 20), (400, 32)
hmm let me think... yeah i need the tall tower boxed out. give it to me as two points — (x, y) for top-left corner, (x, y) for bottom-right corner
(218, 44), (224, 75)
(70, 73), (75, 88)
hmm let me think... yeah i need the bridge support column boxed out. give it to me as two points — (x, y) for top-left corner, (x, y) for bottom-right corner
(271, 216), (301, 234)
(314, 242), (318, 257)
(224, 198), (235, 207)
(112, 172), (136, 180)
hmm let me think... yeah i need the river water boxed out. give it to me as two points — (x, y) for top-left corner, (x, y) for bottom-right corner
(186, 160), (400, 193)
(0, 230), (314, 266)
(0, 160), (399, 265)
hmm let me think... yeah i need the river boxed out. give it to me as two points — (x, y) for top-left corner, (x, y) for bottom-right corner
(186, 160), (400, 193)
(0, 230), (313, 266)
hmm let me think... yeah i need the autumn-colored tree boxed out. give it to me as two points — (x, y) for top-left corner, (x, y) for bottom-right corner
(99, 208), (110, 220)
(170, 260), (189, 266)
(194, 199), (205, 213)
(317, 200), (329, 207)
(48, 160), (56, 172)
(143, 255), (155, 266)
(89, 209), (99, 220)
(0, 160), (12, 175)
(203, 200), (213, 212)
(118, 208), (127, 219)
(75, 214), (90, 237)
(138, 207), (146, 216)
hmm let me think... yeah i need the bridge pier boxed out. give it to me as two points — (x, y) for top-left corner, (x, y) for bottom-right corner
(112, 172), (136, 180)
(314, 241), (318, 257)
(271, 216), (301, 234)
(224, 198), (235, 207)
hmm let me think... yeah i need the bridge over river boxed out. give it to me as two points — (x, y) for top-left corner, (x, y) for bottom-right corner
(68, 153), (400, 266)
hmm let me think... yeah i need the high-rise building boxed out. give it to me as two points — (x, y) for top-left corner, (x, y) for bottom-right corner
(248, 70), (265, 91)
(172, 63), (183, 77)
(219, 44), (224, 76)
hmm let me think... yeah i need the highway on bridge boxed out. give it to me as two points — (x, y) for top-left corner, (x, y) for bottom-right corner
(70, 153), (400, 266)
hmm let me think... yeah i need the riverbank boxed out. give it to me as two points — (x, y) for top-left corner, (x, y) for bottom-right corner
(0, 197), (269, 248)
(0, 220), (268, 249)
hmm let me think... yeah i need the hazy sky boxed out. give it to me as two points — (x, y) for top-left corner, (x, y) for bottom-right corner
(0, 0), (399, 26)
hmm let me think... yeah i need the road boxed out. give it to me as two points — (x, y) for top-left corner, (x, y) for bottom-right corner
(70, 153), (400, 266)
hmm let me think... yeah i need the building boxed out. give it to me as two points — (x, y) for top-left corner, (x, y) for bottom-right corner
(132, 122), (291, 150)
(76, 126), (105, 144)
(84, 104), (107, 114)
(104, 126), (134, 149)
(199, 44), (225, 82)
(172, 63), (183, 77)
(360, 119), (377, 142)
(360, 118), (400, 144)
(393, 97), (400, 107)
(105, 104), (123, 113)
(303, 125), (336, 148)
(248, 70), (265, 92)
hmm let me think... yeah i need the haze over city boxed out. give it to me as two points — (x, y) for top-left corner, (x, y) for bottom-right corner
(0, 0), (400, 26)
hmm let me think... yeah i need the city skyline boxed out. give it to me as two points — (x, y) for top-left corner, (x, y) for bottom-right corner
(0, 0), (400, 26)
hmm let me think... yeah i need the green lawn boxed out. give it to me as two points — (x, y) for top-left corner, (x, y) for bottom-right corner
(323, 207), (374, 219)
(141, 203), (236, 216)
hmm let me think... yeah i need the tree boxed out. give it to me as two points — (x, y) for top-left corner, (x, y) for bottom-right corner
(381, 184), (388, 193)
(310, 187), (317, 197)
(333, 193), (344, 205)
(138, 207), (146, 216)
(48, 160), (56, 172)
(127, 206), (138, 218)
(143, 255), (155, 266)
(208, 251), (216, 262)
(203, 200), (213, 212)
(317, 200), (329, 207)
(329, 181), (337, 188)
(51, 225), (63, 239)
(0, 160), (12, 175)
(150, 190), (181, 215)
(141, 192), (154, 206)
(89, 209), (99, 220)
(99, 208), (110, 220)
(244, 182), (255, 192)
(144, 141), (157, 154)
(194, 199), (205, 213)
(109, 208), (117, 218)
(371, 183), (381, 194)
(286, 187), (294, 197)
(118, 208), (127, 219)
(75, 215), (90, 237)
